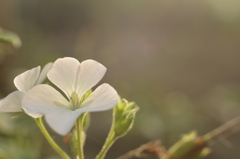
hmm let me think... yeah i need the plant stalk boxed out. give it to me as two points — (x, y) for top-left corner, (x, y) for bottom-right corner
(35, 118), (70, 159)
(76, 114), (85, 159)
(95, 124), (116, 159)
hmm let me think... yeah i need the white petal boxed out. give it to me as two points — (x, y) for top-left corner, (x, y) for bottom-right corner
(80, 83), (118, 112)
(0, 91), (24, 112)
(45, 109), (83, 136)
(22, 84), (70, 118)
(14, 66), (41, 92)
(76, 60), (106, 99)
(47, 57), (80, 98)
(36, 62), (53, 85)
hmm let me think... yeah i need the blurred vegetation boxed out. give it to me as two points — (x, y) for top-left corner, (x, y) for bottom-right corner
(0, 27), (21, 63)
(0, 0), (240, 158)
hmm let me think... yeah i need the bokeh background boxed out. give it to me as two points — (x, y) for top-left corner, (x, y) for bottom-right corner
(1, 0), (240, 158)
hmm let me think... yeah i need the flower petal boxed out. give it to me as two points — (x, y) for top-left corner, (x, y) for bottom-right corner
(76, 59), (106, 99)
(0, 91), (24, 112)
(36, 62), (53, 85)
(22, 84), (70, 118)
(47, 57), (80, 98)
(45, 109), (83, 136)
(80, 83), (118, 112)
(14, 66), (41, 92)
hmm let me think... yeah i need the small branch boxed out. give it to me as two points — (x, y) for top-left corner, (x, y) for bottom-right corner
(117, 140), (166, 159)
(203, 116), (240, 142)
(118, 116), (240, 159)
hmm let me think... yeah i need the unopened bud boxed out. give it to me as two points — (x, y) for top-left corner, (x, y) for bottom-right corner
(113, 98), (139, 138)
(162, 131), (210, 159)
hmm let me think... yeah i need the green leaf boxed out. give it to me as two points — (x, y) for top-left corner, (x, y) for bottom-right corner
(0, 27), (21, 48)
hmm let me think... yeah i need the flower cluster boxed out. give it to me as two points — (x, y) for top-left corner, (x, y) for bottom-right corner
(0, 57), (119, 135)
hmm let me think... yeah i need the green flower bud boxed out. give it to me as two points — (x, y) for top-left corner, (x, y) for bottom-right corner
(113, 98), (139, 138)
(162, 131), (210, 159)
(95, 98), (139, 159)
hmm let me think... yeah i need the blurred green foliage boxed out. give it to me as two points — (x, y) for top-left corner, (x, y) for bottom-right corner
(0, 114), (42, 159)
(0, 27), (21, 48)
(0, 27), (21, 62)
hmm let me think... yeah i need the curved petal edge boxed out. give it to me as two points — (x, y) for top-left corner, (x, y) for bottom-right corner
(0, 91), (24, 112)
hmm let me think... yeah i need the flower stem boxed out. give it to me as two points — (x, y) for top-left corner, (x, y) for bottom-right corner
(95, 125), (116, 159)
(35, 118), (70, 159)
(76, 114), (85, 159)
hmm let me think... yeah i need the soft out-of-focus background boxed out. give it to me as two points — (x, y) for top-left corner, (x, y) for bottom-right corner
(0, 0), (240, 158)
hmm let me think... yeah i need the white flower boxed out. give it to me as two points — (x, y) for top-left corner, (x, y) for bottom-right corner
(22, 57), (119, 136)
(0, 63), (53, 112)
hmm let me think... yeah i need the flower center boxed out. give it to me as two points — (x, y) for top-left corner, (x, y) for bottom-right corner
(70, 90), (92, 110)
(70, 91), (80, 110)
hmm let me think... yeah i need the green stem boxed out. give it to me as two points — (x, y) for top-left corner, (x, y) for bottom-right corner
(35, 118), (70, 159)
(203, 116), (240, 142)
(95, 125), (116, 159)
(76, 114), (85, 159)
